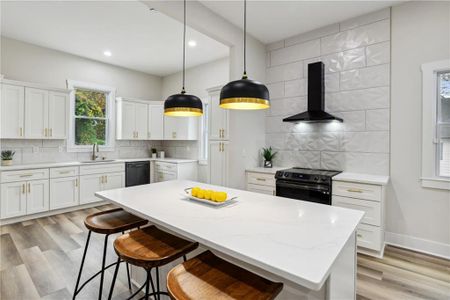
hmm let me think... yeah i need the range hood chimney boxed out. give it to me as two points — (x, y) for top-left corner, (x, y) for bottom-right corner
(283, 62), (343, 123)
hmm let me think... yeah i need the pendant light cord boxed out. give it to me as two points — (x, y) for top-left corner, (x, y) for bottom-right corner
(242, 0), (247, 79)
(182, 0), (187, 94)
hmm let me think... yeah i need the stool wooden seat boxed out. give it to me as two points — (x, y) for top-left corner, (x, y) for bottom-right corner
(108, 226), (199, 300)
(84, 207), (148, 234)
(167, 251), (283, 300)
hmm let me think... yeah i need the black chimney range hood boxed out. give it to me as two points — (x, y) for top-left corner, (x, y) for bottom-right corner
(283, 62), (343, 123)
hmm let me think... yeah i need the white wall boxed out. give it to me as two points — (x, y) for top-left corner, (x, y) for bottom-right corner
(388, 2), (450, 257)
(0, 37), (163, 163)
(264, 9), (390, 175)
(149, 1), (267, 189)
(1, 37), (162, 100)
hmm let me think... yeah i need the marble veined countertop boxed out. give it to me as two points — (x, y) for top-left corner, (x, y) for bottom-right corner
(95, 180), (363, 290)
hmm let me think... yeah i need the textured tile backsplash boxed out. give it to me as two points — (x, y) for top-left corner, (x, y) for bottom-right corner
(265, 8), (391, 175)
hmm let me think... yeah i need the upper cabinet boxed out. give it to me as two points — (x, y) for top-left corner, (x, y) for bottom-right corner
(0, 81), (69, 139)
(116, 97), (164, 140)
(164, 116), (198, 140)
(208, 87), (229, 140)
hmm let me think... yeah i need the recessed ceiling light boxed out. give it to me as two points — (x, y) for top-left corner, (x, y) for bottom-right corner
(103, 50), (112, 57)
(188, 40), (197, 47)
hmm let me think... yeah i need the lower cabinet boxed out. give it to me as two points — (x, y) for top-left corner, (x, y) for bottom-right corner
(27, 179), (50, 214)
(209, 141), (228, 186)
(50, 176), (79, 209)
(79, 172), (124, 204)
(245, 171), (276, 195)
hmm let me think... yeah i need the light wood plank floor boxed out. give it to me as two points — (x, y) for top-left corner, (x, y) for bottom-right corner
(1, 205), (449, 300)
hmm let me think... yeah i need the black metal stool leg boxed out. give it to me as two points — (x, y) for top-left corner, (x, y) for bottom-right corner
(108, 257), (121, 300)
(155, 268), (160, 300)
(98, 234), (110, 300)
(122, 231), (132, 290)
(183, 255), (187, 262)
(73, 230), (92, 300)
(148, 269), (157, 300)
(145, 269), (151, 300)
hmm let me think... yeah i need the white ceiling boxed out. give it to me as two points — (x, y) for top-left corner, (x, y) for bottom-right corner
(1, 1), (230, 76)
(201, 1), (400, 44)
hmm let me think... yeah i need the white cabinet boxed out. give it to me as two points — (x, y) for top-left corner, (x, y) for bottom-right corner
(332, 177), (387, 258)
(26, 179), (49, 214)
(245, 171), (276, 195)
(148, 105), (164, 140)
(25, 88), (49, 139)
(154, 161), (197, 182)
(50, 176), (79, 209)
(209, 141), (229, 187)
(103, 172), (125, 190)
(48, 91), (69, 139)
(117, 99), (148, 140)
(1, 84), (25, 138)
(164, 116), (198, 140)
(0, 182), (27, 218)
(208, 88), (229, 140)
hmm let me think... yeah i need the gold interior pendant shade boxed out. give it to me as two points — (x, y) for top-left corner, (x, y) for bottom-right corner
(163, 0), (203, 117)
(219, 0), (270, 110)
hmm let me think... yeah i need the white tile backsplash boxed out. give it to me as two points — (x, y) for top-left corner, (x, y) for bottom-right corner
(265, 9), (391, 175)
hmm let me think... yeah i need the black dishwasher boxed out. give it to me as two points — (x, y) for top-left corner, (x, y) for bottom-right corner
(125, 161), (150, 187)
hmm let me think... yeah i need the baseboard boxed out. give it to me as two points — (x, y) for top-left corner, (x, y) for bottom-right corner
(385, 231), (450, 260)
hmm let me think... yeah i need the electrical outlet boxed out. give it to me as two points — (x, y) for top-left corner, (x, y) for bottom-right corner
(32, 146), (39, 153)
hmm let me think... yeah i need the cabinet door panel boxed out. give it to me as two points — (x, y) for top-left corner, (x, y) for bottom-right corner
(148, 105), (164, 140)
(135, 103), (148, 140)
(209, 92), (224, 140)
(50, 177), (79, 209)
(1, 84), (25, 138)
(25, 88), (49, 138)
(164, 116), (177, 140)
(209, 141), (223, 186)
(121, 101), (136, 140)
(79, 174), (103, 204)
(27, 179), (49, 214)
(48, 92), (68, 139)
(103, 173), (124, 190)
(0, 182), (26, 218)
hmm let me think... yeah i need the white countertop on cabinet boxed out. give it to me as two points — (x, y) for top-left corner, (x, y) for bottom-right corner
(333, 172), (390, 186)
(95, 180), (363, 290)
(245, 167), (285, 175)
(0, 158), (198, 171)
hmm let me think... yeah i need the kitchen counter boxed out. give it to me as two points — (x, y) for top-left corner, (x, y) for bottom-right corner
(334, 172), (389, 186)
(95, 180), (363, 298)
(0, 158), (198, 171)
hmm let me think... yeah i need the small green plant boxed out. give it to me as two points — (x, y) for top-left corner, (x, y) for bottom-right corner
(261, 147), (277, 161)
(151, 148), (157, 154)
(1, 150), (15, 160)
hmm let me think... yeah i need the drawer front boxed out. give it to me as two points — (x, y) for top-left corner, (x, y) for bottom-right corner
(247, 183), (275, 195)
(156, 171), (177, 182)
(333, 195), (381, 226)
(50, 166), (79, 178)
(155, 162), (177, 173)
(246, 172), (275, 187)
(1, 168), (49, 183)
(80, 163), (125, 175)
(333, 181), (381, 202)
(357, 223), (382, 251)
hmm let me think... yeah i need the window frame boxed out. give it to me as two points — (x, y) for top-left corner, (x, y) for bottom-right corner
(66, 80), (116, 152)
(421, 60), (450, 190)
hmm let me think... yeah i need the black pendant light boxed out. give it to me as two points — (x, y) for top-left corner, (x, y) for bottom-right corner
(164, 0), (203, 117)
(220, 0), (270, 110)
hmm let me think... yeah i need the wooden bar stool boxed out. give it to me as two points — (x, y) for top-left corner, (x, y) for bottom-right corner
(73, 208), (148, 300)
(108, 225), (199, 300)
(167, 251), (283, 300)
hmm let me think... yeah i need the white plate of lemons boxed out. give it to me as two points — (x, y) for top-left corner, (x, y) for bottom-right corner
(184, 187), (237, 206)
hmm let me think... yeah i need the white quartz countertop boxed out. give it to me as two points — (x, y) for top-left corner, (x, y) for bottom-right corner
(333, 172), (389, 186)
(95, 180), (363, 290)
(245, 167), (285, 175)
(0, 158), (197, 171)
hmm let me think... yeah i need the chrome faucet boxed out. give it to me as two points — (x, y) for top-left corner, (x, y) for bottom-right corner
(92, 143), (99, 161)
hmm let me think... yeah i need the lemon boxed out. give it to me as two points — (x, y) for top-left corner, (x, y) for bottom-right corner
(210, 191), (217, 202)
(196, 189), (205, 199)
(204, 190), (212, 200)
(191, 187), (200, 197)
(215, 192), (227, 202)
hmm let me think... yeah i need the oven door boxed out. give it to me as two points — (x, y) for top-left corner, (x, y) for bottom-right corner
(276, 179), (331, 205)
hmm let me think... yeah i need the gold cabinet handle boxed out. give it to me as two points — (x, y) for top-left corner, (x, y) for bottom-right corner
(19, 127), (23, 137)
(50, 128), (52, 137)
(357, 233), (363, 238)
(27, 183), (30, 193)
(75, 178), (78, 187)
(44, 128), (48, 137)
(105, 175), (108, 183)
(59, 171), (71, 174)
(19, 174), (33, 177)
(136, 131), (139, 139)
(22, 184), (26, 194)
(347, 188), (363, 193)
(256, 178), (266, 181)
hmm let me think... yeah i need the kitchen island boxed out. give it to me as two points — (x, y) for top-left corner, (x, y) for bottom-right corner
(95, 180), (363, 300)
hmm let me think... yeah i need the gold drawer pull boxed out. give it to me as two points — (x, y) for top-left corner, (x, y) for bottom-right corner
(256, 178), (266, 181)
(22, 184), (26, 194)
(27, 183), (30, 193)
(347, 188), (363, 193)
(19, 174), (33, 177)
(59, 171), (71, 174)
(357, 234), (363, 238)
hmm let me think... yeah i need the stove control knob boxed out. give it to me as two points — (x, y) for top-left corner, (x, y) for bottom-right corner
(314, 176), (320, 181)
(283, 173), (289, 177)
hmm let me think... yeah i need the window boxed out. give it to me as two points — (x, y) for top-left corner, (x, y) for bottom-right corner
(67, 80), (116, 152)
(199, 102), (209, 164)
(421, 60), (450, 190)
(437, 72), (450, 177)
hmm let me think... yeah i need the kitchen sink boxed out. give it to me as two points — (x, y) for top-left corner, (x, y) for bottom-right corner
(79, 159), (117, 164)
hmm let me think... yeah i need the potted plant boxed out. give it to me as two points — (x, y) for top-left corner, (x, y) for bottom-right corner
(261, 147), (277, 168)
(151, 148), (157, 159)
(1, 150), (15, 166)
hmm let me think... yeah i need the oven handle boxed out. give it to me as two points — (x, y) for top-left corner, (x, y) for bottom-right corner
(276, 180), (330, 193)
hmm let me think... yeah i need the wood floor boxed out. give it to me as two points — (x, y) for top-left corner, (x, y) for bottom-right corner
(1, 205), (449, 300)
